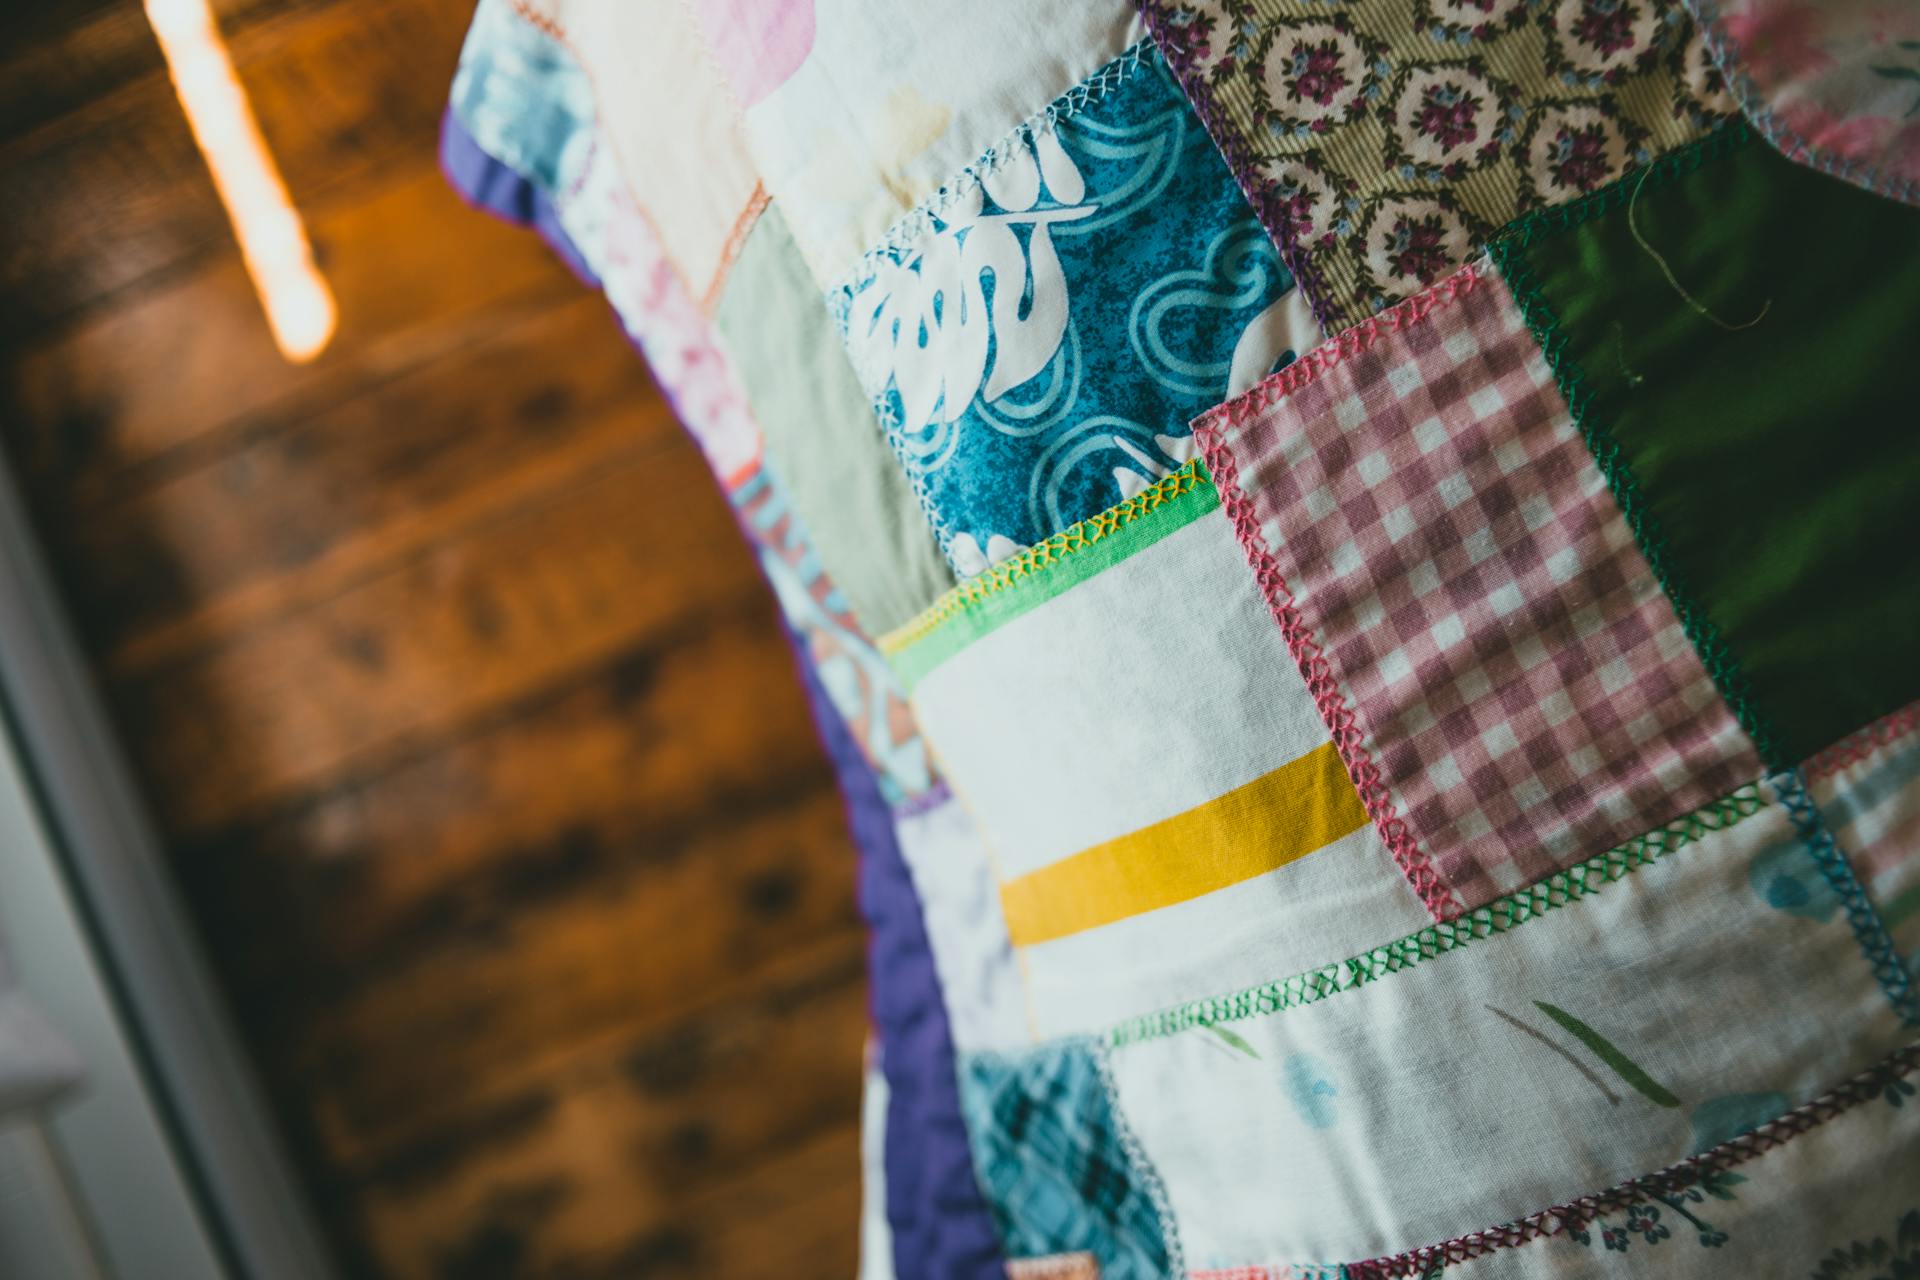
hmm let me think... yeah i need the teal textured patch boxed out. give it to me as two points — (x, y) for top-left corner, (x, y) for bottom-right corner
(958, 1042), (1172, 1278)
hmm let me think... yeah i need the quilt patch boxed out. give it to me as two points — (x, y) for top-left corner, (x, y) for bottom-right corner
(1344, 1042), (1920, 1278)
(738, 0), (1144, 285)
(717, 206), (955, 636)
(1193, 261), (1761, 911)
(735, 464), (934, 804)
(909, 486), (1432, 1038)
(1491, 124), (1920, 764)
(958, 1042), (1174, 1278)
(456, 0), (763, 302)
(894, 792), (1034, 1052)
(1683, 0), (1920, 205)
(1106, 776), (1908, 1267)
(1138, 0), (1735, 330)
(836, 43), (1316, 573)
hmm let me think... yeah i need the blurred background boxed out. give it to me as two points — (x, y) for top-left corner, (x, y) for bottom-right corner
(0, 1), (868, 1276)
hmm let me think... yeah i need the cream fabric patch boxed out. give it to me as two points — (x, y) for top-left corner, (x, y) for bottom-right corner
(1106, 780), (1907, 1268)
(742, 0), (1145, 285)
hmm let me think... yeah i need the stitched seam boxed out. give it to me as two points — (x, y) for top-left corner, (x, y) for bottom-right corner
(504, 0), (565, 42)
(1492, 119), (1750, 240)
(1193, 260), (1487, 435)
(1106, 784), (1766, 1048)
(1773, 768), (1920, 1025)
(1093, 1039), (1187, 1278)
(1191, 396), (1463, 924)
(1682, 0), (1920, 205)
(1484, 129), (1785, 769)
(825, 40), (1155, 306)
(701, 182), (770, 312)
(880, 461), (1212, 656)
(1802, 698), (1920, 781)
(1135, 3), (1338, 332)
(1341, 1039), (1920, 1279)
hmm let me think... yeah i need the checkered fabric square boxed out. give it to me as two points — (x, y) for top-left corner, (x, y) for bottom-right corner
(1202, 263), (1763, 909)
(959, 1046), (1168, 1278)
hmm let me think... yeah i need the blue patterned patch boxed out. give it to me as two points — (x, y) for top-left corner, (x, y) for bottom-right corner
(448, 0), (596, 199)
(958, 1042), (1171, 1278)
(836, 43), (1308, 574)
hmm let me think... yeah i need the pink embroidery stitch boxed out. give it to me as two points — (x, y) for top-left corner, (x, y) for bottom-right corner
(1340, 1041), (1920, 1278)
(1802, 698), (1920, 781)
(1192, 371), (1464, 922)
(1197, 259), (1762, 911)
(1195, 261), (1486, 433)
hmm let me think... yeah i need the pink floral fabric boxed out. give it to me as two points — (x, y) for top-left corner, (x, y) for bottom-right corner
(1687, 0), (1920, 203)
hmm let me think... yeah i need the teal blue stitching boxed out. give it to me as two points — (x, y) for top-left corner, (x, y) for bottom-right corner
(1773, 768), (1920, 1026)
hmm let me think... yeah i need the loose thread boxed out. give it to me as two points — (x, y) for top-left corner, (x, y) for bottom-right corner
(1609, 322), (1644, 388)
(1625, 166), (1770, 331)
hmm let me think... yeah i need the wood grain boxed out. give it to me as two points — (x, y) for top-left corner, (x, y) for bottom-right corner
(349, 936), (868, 1280)
(114, 429), (767, 837)
(3, 161), (574, 507)
(0, 0), (476, 341)
(55, 292), (656, 667)
(0, 0), (873, 1273)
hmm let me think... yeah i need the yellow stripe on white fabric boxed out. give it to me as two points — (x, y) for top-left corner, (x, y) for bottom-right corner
(998, 742), (1368, 946)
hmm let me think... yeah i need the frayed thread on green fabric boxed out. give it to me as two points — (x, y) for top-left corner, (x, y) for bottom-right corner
(1483, 122), (1785, 769)
(1106, 784), (1768, 1049)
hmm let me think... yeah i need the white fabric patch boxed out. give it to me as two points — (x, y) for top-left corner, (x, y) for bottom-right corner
(912, 513), (1333, 878)
(1107, 788), (1908, 1268)
(895, 797), (1033, 1052)
(745, 0), (1144, 285)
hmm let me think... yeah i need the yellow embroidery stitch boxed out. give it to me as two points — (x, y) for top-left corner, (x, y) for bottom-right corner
(880, 460), (1211, 656)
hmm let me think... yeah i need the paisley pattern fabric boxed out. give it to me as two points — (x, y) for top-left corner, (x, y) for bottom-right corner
(1138, 0), (1738, 328)
(835, 44), (1316, 572)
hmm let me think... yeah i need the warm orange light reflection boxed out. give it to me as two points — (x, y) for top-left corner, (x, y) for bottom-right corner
(145, 0), (336, 363)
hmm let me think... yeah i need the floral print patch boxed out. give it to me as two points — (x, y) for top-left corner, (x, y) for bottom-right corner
(1140, 0), (1737, 329)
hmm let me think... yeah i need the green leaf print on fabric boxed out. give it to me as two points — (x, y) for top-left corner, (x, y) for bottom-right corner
(1533, 1001), (1682, 1108)
(1202, 1023), (1261, 1059)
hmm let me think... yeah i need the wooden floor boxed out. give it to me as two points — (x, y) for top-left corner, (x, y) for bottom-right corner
(0, 2), (868, 1276)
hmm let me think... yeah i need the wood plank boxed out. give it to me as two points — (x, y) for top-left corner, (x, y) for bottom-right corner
(2, 159), (578, 508)
(339, 936), (864, 1274)
(0, 0), (304, 143)
(281, 785), (861, 1148)
(0, 0), (478, 339)
(341, 930), (866, 1193)
(50, 291), (655, 669)
(170, 608), (836, 1025)
(111, 430), (770, 837)
(357, 1088), (864, 1280)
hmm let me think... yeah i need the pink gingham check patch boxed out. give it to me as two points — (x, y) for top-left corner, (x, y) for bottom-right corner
(1199, 263), (1763, 909)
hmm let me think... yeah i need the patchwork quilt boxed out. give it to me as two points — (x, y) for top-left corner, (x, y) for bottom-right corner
(442, 2), (1920, 1276)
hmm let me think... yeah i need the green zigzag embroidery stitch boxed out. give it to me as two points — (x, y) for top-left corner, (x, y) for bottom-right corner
(1106, 784), (1767, 1049)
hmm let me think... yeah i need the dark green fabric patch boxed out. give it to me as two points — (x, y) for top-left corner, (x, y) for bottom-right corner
(1493, 125), (1920, 767)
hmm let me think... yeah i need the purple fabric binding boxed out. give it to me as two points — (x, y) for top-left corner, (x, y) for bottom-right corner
(786, 636), (1007, 1280)
(438, 108), (600, 287)
(438, 106), (1007, 1280)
